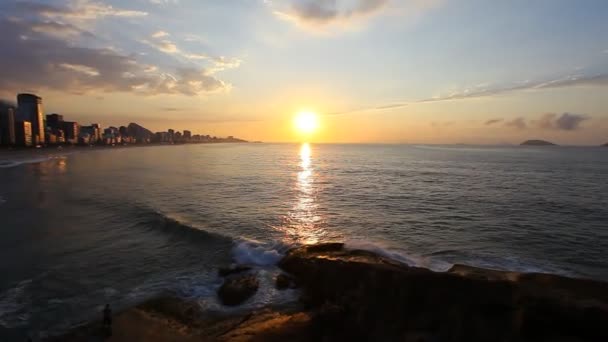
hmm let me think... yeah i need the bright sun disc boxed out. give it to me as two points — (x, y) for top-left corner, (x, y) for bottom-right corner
(294, 111), (318, 134)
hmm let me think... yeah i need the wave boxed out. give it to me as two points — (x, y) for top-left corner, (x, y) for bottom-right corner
(0, 279), (32, 329)
(0, 154), (71, 169)
(232, 239), (289, 266)
(133, 207), (233, 246)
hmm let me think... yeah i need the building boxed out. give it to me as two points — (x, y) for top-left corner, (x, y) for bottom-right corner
(62, 121), (80, 144)
(46, 113), (64, 129)
(0, 107), (16, 146)
(17, 94), (45, 145)
(183, 130), (192, 140)
(15, 121), (33, 147)
(80, 124), (101, 144)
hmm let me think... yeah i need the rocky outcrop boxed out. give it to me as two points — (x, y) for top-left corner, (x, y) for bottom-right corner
(521, 139), (557, 146)
(275, 273), (296, 290)
(279, 243), (608, 341)
(218, 265), (252, 277)
(218, 274), (259, 306)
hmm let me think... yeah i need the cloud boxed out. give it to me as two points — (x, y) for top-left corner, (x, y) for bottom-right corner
(144, 33), (242, 73)
(420, 74), (608, 103)
(151, 30), (169, 38)
(536, 113), (589, 131)
(268, 0), (389, 30)
(505, 117), (527, 129)
(485, 118), (503, 125)
(290, 0), (388, 23)
(11, 0), (147, 19)
(0, 14), (228, 96)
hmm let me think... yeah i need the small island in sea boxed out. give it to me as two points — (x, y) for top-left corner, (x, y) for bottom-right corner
(520, 139), (557, 146)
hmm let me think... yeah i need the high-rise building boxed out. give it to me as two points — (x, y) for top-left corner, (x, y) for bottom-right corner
(62, 121), (80, 143)
(183, 130), (192, 140)
(46, 113), (64, 129)
(0, 107), (16, 146)
(15, 121), (33, 147)
(17, 94), (45, 145)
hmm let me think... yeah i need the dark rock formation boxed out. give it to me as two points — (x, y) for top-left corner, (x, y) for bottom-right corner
(603, 142), (608, 146)
(279, 243), (608, 341)
(218, 273), (259, 306)
(275, 273), (296, 290)
(521, 139), (557, 146)
(218, 265), (252, 277)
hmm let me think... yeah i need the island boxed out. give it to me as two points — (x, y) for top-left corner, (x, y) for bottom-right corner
(520, 139), (557, 146)
(55, 243), (608, 342)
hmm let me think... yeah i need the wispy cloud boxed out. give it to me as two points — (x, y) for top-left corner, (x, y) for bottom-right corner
(535, 113), (589, 131)
(266, 0), (439, 33)
(151, 30), (169, 38)
(485, 118), (503, 125)
(271, 0), (388, 25)
(420, 74), (608, 103)
(505, 117), (527, 129)
(496, 113), (590, 131)
(11, 0), (148, 19)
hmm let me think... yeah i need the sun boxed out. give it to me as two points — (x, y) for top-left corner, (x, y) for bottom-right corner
(294, 111), (319, 134)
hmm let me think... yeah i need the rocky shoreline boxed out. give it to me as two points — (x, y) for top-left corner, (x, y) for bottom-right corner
(53, 243), (608, 341)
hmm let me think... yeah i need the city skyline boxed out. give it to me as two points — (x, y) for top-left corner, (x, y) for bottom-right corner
(0, 1), (607, 144)
(1, 92), (243, 147)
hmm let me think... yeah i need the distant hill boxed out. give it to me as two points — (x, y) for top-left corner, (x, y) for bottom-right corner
(603, 142), (608, 147)
(521, 139), (557, 146)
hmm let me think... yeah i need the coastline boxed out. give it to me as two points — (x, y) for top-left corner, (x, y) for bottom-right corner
(49, 243), (608, 341)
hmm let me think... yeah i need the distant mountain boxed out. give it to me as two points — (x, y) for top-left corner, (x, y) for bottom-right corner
(603, 142), (608, 147)
(521, 139), (557, 146)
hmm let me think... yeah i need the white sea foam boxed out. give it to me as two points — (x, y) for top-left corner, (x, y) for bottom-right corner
(232, 239), (286, 266)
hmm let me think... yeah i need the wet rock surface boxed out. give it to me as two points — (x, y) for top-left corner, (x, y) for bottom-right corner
(279, 242), (608, 341)
(217, 273), (259, 306)
(55, 243), (608, 341)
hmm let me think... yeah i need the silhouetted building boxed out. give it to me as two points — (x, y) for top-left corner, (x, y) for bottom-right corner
(168, 129), (175, 143)
(0, 107), (16, 146)
(17, 94), (45, 145)
(80, 124), (101, 144)
(15, 121), (33, 147)
(62, 121), (79, 143)
(183, 130), (192, 140)
(46, 114), (64, 130)
(119, 126), (128, 138)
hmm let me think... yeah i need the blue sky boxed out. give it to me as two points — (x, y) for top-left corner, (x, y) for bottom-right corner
(0, 0), (607, 144)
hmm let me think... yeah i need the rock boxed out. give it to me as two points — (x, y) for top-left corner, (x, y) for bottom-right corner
(520, 139), (557, 146)
(218, 265), (252, 277)
(279, 244), (608, 341)
(218, 274), (259, 306)
(275, 273), (296, 290)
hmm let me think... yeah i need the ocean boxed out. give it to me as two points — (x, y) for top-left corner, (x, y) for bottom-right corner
(0, 143), (607, 339)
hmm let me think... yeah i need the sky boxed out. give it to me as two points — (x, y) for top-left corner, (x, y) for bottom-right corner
(0, 0), (607, 144)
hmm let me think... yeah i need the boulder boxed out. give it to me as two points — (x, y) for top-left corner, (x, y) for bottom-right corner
(218, 265), (252, 277)
(279, 244), (608, 341)
(275, 273), (296, 290)
(218, 274), (259, 306)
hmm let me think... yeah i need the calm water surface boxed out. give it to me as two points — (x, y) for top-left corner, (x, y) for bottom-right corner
(1, 143), (607, 339)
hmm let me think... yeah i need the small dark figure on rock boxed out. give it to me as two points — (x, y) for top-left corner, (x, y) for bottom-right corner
(102, 304), (112, 336)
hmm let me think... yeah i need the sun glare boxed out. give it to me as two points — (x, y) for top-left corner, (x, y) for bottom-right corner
(294, 111), (318, 135)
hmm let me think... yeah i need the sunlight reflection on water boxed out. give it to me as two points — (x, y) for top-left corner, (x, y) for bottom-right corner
(277, 143), (326, 245)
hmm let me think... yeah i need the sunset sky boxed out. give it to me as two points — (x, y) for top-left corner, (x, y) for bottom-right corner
(1, 0), (607, 144)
